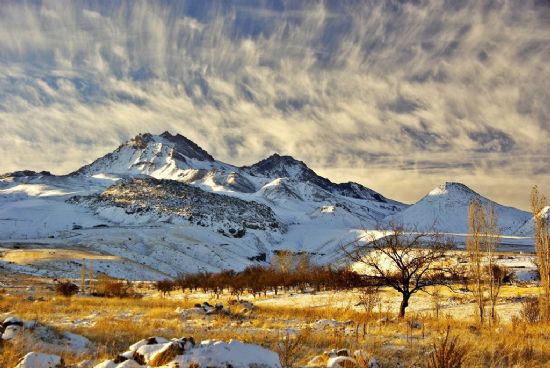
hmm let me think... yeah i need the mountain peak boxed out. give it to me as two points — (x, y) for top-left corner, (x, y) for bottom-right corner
(124, 131), (214, 162)
(158, 131), (214, 162)
(74, 131), (215, 176)
(243, 153), (310, 179)
(428, 182), (477, 197)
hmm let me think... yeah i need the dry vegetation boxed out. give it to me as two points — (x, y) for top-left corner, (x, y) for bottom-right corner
(1, 273), (550, 367)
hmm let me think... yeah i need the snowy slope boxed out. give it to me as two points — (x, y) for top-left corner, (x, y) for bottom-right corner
(515, 206), (549, 236)
(385, 182), (531, 235)
(0, 133), (534, 279)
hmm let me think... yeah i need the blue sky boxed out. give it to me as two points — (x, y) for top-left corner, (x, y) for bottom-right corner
(0, 0), (549, 208)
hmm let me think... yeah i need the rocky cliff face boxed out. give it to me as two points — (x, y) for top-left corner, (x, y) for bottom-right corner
(69, 178), (284, 237)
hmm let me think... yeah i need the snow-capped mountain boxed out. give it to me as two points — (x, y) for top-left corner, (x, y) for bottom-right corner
(385, 182), (531, 234)
(75, 132), (229, 179)
(0, 132), (406, 279)
(0, 133), (535, 280)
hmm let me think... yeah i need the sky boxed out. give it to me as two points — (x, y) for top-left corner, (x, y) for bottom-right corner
(0, 0), (549, 210)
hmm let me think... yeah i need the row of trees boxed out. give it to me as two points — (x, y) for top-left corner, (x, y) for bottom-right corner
(156, 261), (370, 298)
(155, 186), (550, 322)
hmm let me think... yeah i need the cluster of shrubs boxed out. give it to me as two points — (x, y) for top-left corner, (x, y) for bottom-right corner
(155, 264), (374, 297)
(55, 274), (137, 298)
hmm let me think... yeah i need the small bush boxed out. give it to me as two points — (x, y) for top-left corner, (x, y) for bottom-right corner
(155, 279), (175, 296)
(428, 326), (469, 368)
(275, 328), (310, 368)
(92, 274), (135, 298)
(55, 281), (79, 297)
(520, 297), (541, 324)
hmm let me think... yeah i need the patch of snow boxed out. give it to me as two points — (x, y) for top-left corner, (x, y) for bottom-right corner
(15, 352), (63, 368)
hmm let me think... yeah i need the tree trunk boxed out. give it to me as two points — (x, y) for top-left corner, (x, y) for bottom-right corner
(399, 294), (410, 318)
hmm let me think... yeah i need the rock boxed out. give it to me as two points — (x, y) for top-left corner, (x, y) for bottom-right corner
(407, 320), (422, 329)
(95, 337), (279, 368)
(128, 337), (169, 352)
(326, 356), (357, 367)
(112, 355), (128, 364)
(118, 351), (134, 360)
(2, 324), (22, 340)
(172, 336), (195, 351)
(74, 360), (94, 368)
(367, 358), (380, 368)
(135, 342), (174, 364)
(176, 339), (281, 368)
(62, 332), (91, 352)
(23, 320), (37, 329)
(149, 342), (185, 366)
(313, 319), (340, 330)
(93, 360), (117, 368)
(307, 355), (326, 366)
(3, 316), (23, 327)
(114, 360), (141, 368)
(16, 352), (64, 368)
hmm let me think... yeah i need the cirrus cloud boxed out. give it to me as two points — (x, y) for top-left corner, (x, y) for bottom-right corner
(0, 0), (548, 209)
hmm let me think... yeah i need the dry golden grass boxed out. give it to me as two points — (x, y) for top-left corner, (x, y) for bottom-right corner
(1, 283), (550, 367)
(1, 248), (120, 265)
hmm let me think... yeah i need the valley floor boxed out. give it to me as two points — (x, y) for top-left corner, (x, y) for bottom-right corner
(1, 269), (550, 367)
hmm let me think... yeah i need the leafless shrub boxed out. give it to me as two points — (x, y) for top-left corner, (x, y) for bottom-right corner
(428, 326), (469, 368)
(55, 280), (79, 297)
(92, 274), (135, 298)
(275, 328), (310, 368)
(520, 297), (541, 324)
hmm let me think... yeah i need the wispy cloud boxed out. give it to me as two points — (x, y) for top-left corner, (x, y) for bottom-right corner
(0, 0), (548, 209)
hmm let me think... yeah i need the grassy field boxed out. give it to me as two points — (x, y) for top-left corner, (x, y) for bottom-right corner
(1, 271), (550, 367)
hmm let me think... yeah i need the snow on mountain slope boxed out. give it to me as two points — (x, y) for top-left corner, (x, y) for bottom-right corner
(242, 153), (400, 204)
(75, 131), (233, 179)
(515, 206), (549, 236)
(385, 182), (531, 235)
(0, 133), (535, 280)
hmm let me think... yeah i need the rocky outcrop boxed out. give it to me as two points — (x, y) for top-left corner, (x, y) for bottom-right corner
(68, 178), (285, 233)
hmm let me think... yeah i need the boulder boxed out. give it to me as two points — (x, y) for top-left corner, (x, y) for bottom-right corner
(176, 339), (281, 368)
(337, 349), (349, 357)
(128, 336), (169, 352)
(135, 342), (173, 364)
(326, 356), (357, 367)
(62, 332), (91, 352)
(95, 337), (279, 368)
(2, 324), (22, 340)
(3, 316), (23, 328)
(307, 355), (326, 366)
(148, 342), (184, 367)
(16, 352), (64, 368)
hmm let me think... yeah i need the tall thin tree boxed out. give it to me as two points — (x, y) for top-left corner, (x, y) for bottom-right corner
(531, 186), (550, 320)
(467, 199), (501, 324)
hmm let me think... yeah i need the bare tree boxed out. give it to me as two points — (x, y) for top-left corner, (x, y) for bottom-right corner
(356, 285), (380, 337)
(466, 199), (500, 324)
(348, 225), (454, 318)
(467, 199), (487, 323)
(531, 186), (550, 320)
